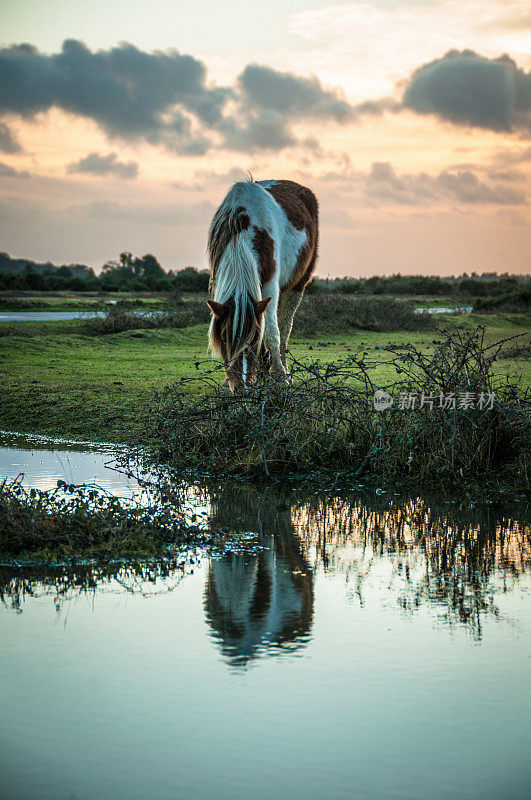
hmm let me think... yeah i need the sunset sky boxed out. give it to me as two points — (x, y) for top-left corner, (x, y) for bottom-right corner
(1, 0), (530, 277)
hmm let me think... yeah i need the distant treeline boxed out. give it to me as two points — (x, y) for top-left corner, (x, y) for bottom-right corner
(0, 251), (210, 293)
(311, 274), (529, 298)
(0, 251), (528, 297)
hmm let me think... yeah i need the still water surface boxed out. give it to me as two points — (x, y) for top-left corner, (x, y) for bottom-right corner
(0, 307), (472, 322)
(1, 435), (530, 800)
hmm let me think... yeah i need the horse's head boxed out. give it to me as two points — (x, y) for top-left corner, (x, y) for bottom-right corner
(207, 296), (271, 391)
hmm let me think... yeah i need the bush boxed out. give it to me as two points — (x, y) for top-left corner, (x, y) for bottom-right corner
(292, 295), (432, 336)
(473, 288), (531, 313)
(148, 327), (530, 492)
(84, 302), (210, 335)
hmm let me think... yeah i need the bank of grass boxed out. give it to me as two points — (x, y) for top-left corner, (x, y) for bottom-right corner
(0, 304), (528, 445)
(84, 301), (210, 334)
(0, 291), (170, 312)
(149, 326), (530, 493)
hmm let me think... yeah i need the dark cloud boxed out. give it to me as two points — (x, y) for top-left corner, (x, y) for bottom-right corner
(67, 151), (138, 179)
(238, 64), (352, 121)
(403, 50), (531, 132)
(3, 40), (528, 156)
(0, 122), (21, 153)
(0, 161), (30, 178)
(0, 40), (365, 155)
(218, 64), (366, 152)
(365, 162), (526, 206)
(0, 40), (227, 153)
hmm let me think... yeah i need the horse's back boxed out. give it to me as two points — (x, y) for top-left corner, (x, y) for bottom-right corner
(258, 180), (319, 292)
(209, 178), (319, 293)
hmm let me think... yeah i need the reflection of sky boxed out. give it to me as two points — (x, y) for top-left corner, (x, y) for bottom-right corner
(1, 553), (530, 800)
(1, 442), (530, 795)
(0, 432), (140, 497)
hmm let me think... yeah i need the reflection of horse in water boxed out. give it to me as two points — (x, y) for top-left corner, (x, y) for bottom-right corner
(204, 491), (313, 668)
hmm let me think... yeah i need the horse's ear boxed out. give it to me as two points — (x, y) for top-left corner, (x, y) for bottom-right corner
(207, 299), (229, 318)
(254, 297), (271, 316)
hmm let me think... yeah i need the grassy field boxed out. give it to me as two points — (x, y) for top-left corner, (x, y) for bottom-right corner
(0, 303), (529, 445)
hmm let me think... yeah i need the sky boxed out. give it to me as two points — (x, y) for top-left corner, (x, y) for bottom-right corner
(0, 0), (530, 277)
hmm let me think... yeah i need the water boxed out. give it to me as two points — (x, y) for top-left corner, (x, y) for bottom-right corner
(0, 311), (91, 321)
(0, 307), (473, 322)
(0, 431), (142, 498)
(414, 306), (473, 314)
(1, 437), (530, 800)
(0, 310), (153, 322)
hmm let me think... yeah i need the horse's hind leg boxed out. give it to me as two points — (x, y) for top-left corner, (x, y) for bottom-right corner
(277, 291), (303, 371)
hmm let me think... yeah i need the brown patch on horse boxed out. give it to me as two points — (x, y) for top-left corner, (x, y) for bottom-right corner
(253, 227), (276, 286)
(263, 180), (319, 293)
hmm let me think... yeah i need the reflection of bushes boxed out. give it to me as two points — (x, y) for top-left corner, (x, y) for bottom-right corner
(0, 559), (192, 613)
(0, 477), (207, 561)
(151, 327), (530, 491)
(3, 483), (527, 641)
(290, 491), (531, 639)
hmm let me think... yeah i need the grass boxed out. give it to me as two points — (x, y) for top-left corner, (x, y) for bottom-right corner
(0, 306), (529, 444)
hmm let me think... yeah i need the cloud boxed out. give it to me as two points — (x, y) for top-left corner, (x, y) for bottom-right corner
(403, 50), (531, 132)
(0, 161), (30, 178)
(0, 40), (365, 155)
(0, 40), (227, 154)
(238, 64), (352, 122)
(365, 162), (526, 206)
(67, 151), (138, 179)
(492, 146), (531, 165)
(0, 122), (21, 153)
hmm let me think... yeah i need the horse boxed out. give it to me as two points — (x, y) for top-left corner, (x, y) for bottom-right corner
(207, 178), (319, 390)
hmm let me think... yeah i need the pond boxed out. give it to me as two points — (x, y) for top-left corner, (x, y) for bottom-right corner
(1, 434), (530, 800)
(0, 311), (92, 321)
(414, 306), (473, 314)
(0, 307), (473, 322)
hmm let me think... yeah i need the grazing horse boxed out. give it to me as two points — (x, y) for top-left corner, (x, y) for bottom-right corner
(207, 179), (319, 390)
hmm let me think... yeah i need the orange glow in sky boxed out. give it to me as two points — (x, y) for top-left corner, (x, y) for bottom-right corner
(0, 0), (530, 276)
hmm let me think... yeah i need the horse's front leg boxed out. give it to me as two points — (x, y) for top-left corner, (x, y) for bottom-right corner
(263, 296), (288, 382)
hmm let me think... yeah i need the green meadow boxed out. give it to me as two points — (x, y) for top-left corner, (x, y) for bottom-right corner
(0, 303), (528, 445)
